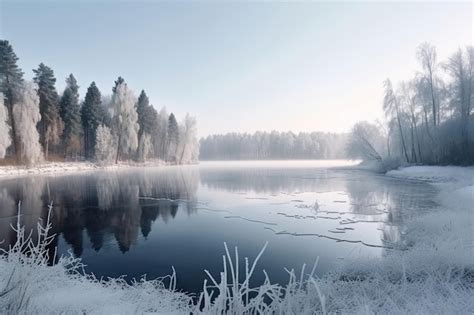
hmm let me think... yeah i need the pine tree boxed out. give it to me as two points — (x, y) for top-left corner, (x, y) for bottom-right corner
(136, 90), (158, 160)
(137, 90), (150, 138)
(167, 113), (179, 162)
(153, 107), (169, 160)
(33, 63), (63, 160)
(81, 82), (102, 159)
(0, 40), (24, 157)
(60, 74), (82, 157)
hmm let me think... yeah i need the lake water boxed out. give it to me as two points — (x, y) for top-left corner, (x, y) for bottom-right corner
(0, 160), (438, 294)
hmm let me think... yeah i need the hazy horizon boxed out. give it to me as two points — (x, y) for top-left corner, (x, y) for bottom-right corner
(1, 1), (472, 137)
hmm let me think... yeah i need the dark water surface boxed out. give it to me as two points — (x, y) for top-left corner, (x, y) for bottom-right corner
(0, 161), (438, 293)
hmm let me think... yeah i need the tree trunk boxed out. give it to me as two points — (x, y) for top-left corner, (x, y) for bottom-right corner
(115, 134), (122, 164)
(396, 111), (409, 162)
(430, 87), (437, 127)
(179, 142), (187, 165)
(45, 138), (49, 160)
(5, 82), (19, 161)
(413, 116), (422, 161)
(410, 123), (417, 163)
(428, 69), (437, 127)
(86, 128), (90, 159)
(461, 116), (469, 162)
(136, 131), (143, 161)
(386, 138), (391, 158)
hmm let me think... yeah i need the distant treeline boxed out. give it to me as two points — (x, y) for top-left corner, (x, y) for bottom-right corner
(347, 43), (473, 165)
(200, 131), (347, 160)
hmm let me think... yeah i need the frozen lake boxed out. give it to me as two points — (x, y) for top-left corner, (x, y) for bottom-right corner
(0, 160), (438, 293)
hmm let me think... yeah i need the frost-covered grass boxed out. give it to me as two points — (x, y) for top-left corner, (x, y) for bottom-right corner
(1, 166), (473, 313)
(0, 160), (170, 179)
(0, 204), (192, 314)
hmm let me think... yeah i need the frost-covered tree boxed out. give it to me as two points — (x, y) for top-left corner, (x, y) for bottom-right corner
(59, 74), (82, 157)
(177, 114), (199, 164)
(398, 80), (425, 163)
(33, 63), (63, 160)
(199, 131), (347, 160)
(95, 125), (116, 165)
(99, 94), (114, 127)
(0, 94), (12, 158)
(444, 47), (474, 160)
(347, 43), (473, 165)
(137, 133), (153, 162)
(111, 82), (139, 163)
(13, 82), (43, 166)
(417, 42), (441, 127)
(167, 113), (179, 163)
(112, 76), (125, 93)
(81, 82), (102, 159)
(347, 121), (386, 161)
(0, 40), (24, 157)
(383, 79), (409, 162)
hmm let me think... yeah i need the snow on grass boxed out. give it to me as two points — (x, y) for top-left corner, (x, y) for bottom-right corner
(0, 204), (192, 314)
(0, 160), (170, 179)
(1, 165), (473, 313)
(387, 165), (474, 186)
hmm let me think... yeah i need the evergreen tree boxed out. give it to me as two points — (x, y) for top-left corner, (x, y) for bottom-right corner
(136, 90), (157, 159)
(112, 76), (125, 93)
(167, 113), (179, 162)
(137, 90), (150, 138)
(153, 107), (169, 159)
(81, 82), (102, 159)
(0, 40), (24, 157)
(60, 74), (82, 157)
(33, 63), (63, 160)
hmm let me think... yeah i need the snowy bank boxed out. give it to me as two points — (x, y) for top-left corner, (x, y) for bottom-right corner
(0, 160), (171, 179)
(386, 166), (473, 279)
(388, 166), (473, 224)
(387, 165), (474, 187)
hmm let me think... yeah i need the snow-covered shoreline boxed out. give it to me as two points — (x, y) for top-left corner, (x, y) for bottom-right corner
(0, 160), (173, 179)
(387, 165), (474, 211)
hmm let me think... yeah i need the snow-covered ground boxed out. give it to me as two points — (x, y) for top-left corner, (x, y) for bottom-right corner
(0, 165), (473, 313)
(388, 165), (474, 213)
(0, 160), (169, 178)
(388, 165), (474, 186)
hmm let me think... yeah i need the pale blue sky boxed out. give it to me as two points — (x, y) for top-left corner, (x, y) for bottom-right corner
(1, 1), (472, 136)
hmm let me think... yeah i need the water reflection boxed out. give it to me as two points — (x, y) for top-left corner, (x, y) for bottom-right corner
(0, 163), (438, 293)
(199, 166), (437, 253)
(0, 167), (199, 257)
(200, 167), (348, 194)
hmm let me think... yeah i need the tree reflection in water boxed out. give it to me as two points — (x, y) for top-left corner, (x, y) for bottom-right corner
(0, 167), (199, 259)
